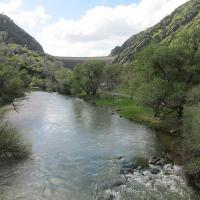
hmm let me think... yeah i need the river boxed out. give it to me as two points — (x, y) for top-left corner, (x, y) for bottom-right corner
(1, 92), (199, 200)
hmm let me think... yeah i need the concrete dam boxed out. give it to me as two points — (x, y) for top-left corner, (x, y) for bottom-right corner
(54, 56), (115, 68)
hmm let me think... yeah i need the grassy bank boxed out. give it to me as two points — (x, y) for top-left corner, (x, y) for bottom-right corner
(94, 95), (181, 133)
(94, 94), (200, 188)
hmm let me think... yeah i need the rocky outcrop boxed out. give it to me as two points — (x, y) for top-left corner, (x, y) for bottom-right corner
(111, 0), (200, 64)
(0, 14), (44, 52)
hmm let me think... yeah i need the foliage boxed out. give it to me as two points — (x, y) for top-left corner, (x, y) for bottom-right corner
(55, 68), (72, 94)
(72, 61), (105, 96)
(0, 65), (24, 106)
(127, 28), (200, 121)
(103, 64), (122, 91)
(95, 95), (175, 132)
(0, 111), (30, 160)
(0, 31), (71, 105)
(0, 123), (30, 160)
(186, 158), (200, 174)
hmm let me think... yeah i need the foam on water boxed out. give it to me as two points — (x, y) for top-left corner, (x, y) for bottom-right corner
(94, 160), (200, 200)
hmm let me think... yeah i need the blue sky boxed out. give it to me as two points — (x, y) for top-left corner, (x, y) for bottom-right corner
(22, 0), (139, 20)
(0, 0), (188, 56)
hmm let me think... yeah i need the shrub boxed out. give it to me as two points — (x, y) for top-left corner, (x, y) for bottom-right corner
(185, 157), (200, 188)
(0, 121), (31, 160)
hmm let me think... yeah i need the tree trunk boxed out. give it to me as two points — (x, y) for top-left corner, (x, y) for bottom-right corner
(154, 102), (160, 118)
(177, 106), (184, 123)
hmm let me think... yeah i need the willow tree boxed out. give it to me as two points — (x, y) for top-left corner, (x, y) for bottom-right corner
(72, 61), (105, 96)
(132, 28), (200, 121)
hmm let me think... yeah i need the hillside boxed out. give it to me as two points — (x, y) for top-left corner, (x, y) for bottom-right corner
(111, 0), (200, 64)
(55, 56), (115, 68)
(0, 14), (44, 52)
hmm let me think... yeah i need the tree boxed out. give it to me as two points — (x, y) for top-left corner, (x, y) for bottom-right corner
(55, 68), (72, 94)
(0, 33), (25, 106)
(132, 28), (200, 121)
(72, 61), (105, 96)
(103, 64), (122, 91)
(0, 65), (24, 106)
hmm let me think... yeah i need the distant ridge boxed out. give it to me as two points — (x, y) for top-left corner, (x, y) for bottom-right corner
(111, 0), (200, 63)
(0, 14), (44, 52)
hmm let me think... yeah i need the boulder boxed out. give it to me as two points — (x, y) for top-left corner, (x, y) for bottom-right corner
(111, 181), (124, 188)
(164, 164), (174, 175)
(150, 168), (160, 175)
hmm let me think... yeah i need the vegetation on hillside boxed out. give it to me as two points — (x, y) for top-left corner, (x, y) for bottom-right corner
(111, 0), (200, 64)
(0, 31), (71, 161)
(0, 14), (43, 52)
(1, 0), (200, 189)
(0, 31), (71, 106)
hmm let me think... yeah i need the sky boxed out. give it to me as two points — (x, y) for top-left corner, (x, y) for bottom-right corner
(0, 0), (189, 57)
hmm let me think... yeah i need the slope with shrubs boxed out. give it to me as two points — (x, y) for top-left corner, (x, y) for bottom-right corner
(111, 0), (200, 64)
(0, 32), (72, 161)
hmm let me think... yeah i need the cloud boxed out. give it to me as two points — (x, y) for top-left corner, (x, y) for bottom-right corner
(0, 0), (189, 56)
(0, 0), (51, 31)
(11, 6), (51, 30)
(0, 0), (22, 13)
(36, 0), (189, 56)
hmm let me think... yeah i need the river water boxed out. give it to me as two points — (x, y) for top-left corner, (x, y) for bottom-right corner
(1, 92), (199, 200)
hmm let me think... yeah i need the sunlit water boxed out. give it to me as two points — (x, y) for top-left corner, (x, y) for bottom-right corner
(1, 92), (199, 200)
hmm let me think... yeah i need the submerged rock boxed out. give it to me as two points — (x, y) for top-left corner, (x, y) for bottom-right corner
(120, 162), (138, 174)
(150, 168), (160, 174)
(111, 181), (124, 188)
(115, 156), (123, 160)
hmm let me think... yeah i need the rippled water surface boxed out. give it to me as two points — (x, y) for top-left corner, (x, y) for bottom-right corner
(1, 92), (199, 200)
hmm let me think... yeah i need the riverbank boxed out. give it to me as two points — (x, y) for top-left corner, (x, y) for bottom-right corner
(6, 91), (196, 200)
(88, 94), (200, 190)
(93, 95), (181, 133)
(100, 157), (197, 200)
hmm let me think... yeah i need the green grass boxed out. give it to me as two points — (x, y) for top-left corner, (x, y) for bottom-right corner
(95, 96), (177, 132)
(96, 97), (151, 118)
(186, 157), (200, 174)
(113, 87), (132, 95)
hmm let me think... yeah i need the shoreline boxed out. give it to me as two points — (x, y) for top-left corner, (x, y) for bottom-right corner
(91, 95), (182, 134)
(2, 91), (200, 191)
(82, 94), (200, 190)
